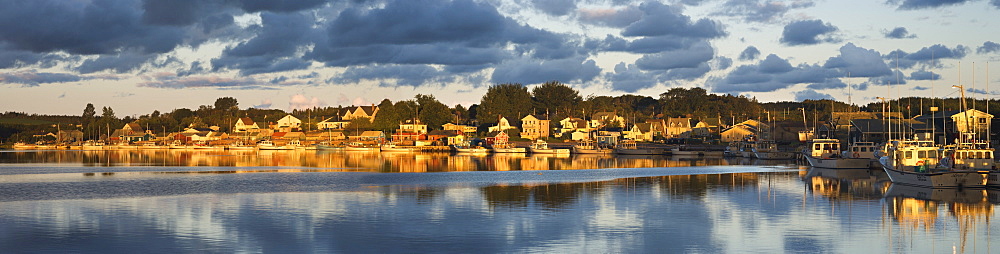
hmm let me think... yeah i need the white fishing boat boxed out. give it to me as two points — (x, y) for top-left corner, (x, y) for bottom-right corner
(670, 145), (703, 156)
(81, 140), (107, 150)
(228, 141), (257, 150)
(572, 139), (612, 154)
(613, 140), (661, 155)
(529, 140), (569, 154)
(751, 141), (795, 160)
(168, 140), (188, 149)
(258, 140), (292, 150)
(191, 140), (222, 150)
(491, 141), (526, 153)
(879, 140), (987, 188)
(12, 142), (36, 150)
(316, 141), (344, 151)
(344, 142), (380, 152)
(381, 143), (415, 153)
(803, 139), (871, 169)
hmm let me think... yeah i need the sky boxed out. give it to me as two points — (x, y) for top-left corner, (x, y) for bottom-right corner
(1, 0), (1000, 116)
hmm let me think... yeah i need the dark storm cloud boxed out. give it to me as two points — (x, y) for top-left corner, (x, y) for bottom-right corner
(739, 46), (761, 61)
(822, 43), (892, 77)
(139, 74), (274, 90)
(884, 44), (968, 69)
(333, 64), (453, 87)
(884, 27), (916, 39)
(607, 62), (658, 93)
(0, 43), (65, 69)
(490, 57), (600, 85)
(309, 0), (564, 69)
(76, 53), (156, 74)
(592, 35), (703, 54)
(978, 41), (1000, 54)
(780, 20), (839, 46)
(634, 41), (714, 71)
(532, 0), (576, 16)
(868, 70), (908, 85)
(710, 54), (842, 93)
(716, 56), (734, 70)
(794, 90), (833, 101)
(0, 71), (84, 86)
(660, 62), (712, 80)
(888, 0), (971, 10)
(909, 70), (940, 80)
(715, 0), (816, 23)
(621, 2), (726, 38)
(212, 12), (314, 75)
(236, 0), (329, 13)
(0, 0), (186, 55)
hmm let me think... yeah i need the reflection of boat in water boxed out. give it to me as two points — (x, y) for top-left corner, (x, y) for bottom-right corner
(454, 145), (489, 154)
(316, 141), (344, 151)
(884, 184), (989, 204)
(491, 142), (526, 153)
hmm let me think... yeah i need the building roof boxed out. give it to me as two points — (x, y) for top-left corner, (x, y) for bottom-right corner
(850, 119), (916, 133)
(238, 117), (255, 125)
(633, 123), (652, 133)
(523, 114), (549, 121)
(666, 117), (691, 127)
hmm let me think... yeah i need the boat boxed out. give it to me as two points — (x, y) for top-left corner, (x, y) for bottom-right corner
(572, 139), (612, 154)
(316, 141), (344, 151)
(228, 141), (257, 150)
(138, 141), (166, 149)
(344, 142), (380, 152)
(670, 145), (703, 156)
(258, 140), (293, 150)
(613, 140), (662, 155)
(491, 141), (526, 153)
(381, 143), (415, 153)
(12, 142), (36, 150)
(879, 140), (987, 188)
(81, 140), (107, 150)
(803, 139), (871, 169)
(168, 140), (188, 149)
(751, 141), (796, 160)
(529, 139), (569, 154)
(191, 140), (222, 150)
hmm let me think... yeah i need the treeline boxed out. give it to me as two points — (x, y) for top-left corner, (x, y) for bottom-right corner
(4, 81), (1000, 142)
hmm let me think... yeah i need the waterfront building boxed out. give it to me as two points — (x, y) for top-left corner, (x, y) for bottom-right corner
(519, 114), (550, 139)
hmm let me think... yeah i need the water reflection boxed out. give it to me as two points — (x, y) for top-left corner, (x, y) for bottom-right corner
(0, 150), (788, 172)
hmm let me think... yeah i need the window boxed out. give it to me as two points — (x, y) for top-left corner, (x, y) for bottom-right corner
(979, 118), (987, 124)
(918, 151), (927, 159)
(905, 151), (913, 159)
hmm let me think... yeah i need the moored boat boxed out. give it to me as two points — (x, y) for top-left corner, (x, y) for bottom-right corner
(803, 139), (871, 169)
(613, 140), (661, 155)
(529, 140), (569, 154)
(258, 140), (293, 150)
(879, 140), (988, 188)
(572, 139), (611, 154)
(751, 141), (795, 160)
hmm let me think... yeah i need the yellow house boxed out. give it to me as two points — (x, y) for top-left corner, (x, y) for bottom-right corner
(520, 114), (550, 139)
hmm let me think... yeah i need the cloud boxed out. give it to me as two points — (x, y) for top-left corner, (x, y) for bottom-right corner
(491, 56), (601, 85)
(909, 70), (940, 80)
(606, 62), (658, 93)
(978, 41), (1000, 54)
(889, 0), (972, 10)
(578, 6), (643, 27)
(621, 2), (726, 38)
(76, 52), (157, 74)
(0, 70), (84, 86)
(714, 0), (816, 23)
(868, 70), (908, 86)
(884, 27), (916, 39)
(885, 44), (968, 69)
(254, 99), (273, 109)
(823, 43), (892, 77)
(288, 94), (327, 111)
(793, 90), (833, 101)
(532, 0), (576, 16)
(710, 54), (841, 93)
(780, 19), (839, 46)
(308, 0), (569, 69)
(138, 74), (273, 89)
(212, 12), (313, 75)
(739, 46), (761, 61)
(634, 41), (715, 71)
(333, 64), (454, 87)
(0, 0), (186, 55)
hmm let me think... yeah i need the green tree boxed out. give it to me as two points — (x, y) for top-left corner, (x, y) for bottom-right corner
(214, 97), (239, 111)
(82, 103), (96, 120)
(478, 83), (532, 125)
(416, 94), (451, 130)
(101, 107), (116, 119)
(372, 99), (400, 132)
(531, 81), (582, 121)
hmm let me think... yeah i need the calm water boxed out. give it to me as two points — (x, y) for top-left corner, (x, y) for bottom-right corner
(1, 150), (999, 253)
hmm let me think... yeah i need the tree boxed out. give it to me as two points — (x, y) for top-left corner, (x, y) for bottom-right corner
(214, 97), (239, 111)
(372, 99), (400, 132)
(101, 106), (116, 119)
(416, 94), (451, 130)
(478, 83), (532, 125)
(82, 103), (96, 120)
(531, 81), (582, 121)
